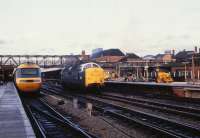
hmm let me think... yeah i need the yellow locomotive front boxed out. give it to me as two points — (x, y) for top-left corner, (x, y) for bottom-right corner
(14, 63), (42, 93)
(83, 63), (105, 88)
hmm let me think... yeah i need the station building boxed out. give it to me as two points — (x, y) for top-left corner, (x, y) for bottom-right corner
(91, 49), (125, 77)
(171, 48), (200, 82)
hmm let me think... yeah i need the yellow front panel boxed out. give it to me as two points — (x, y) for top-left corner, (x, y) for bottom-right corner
(85, 68), (104, 87)
(16, 78), (42, 92)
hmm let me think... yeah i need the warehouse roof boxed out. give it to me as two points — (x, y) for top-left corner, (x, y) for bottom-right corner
(125, 53), (140, 59)
(175, 50), (194, 62)
(91, 49), (125, 58)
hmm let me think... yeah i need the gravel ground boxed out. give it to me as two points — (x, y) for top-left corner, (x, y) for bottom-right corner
(44, 94), (158, 138)
(84, 94), (200, 128)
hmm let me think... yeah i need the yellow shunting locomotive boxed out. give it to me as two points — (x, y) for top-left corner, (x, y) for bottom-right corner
(156, 71), (173, 83)
(14, 63), (42, 93)
(61, 62), (105, 89)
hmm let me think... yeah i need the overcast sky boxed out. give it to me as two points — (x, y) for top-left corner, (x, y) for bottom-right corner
(0, 0), (199, 56)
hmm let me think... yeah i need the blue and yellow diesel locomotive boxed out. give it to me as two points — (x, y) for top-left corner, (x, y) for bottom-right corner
(61, 62), (104, 89)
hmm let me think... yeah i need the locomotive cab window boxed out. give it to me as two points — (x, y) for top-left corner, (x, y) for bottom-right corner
(85, 64), (92, 69)
(16, 68), (41, 78)
(92, 63), (100, 68)
(81, 63), (100, 71)
(82, 64), (91, 70)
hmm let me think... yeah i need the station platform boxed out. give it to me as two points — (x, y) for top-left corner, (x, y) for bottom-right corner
(105, 81), (200, 98)
(106, 81), (200, 88)
(0, 83), (35, 138)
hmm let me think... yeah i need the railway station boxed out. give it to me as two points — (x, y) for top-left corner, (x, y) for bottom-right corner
(1, 0), (200, 138)
(0, 46), (200, 138)
(0, 49), (200, 138)
(0, 50), (199, 138)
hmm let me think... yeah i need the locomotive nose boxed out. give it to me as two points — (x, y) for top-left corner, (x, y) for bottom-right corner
(85, 68), (104, 87)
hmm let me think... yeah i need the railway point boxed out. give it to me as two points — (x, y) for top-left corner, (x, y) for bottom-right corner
(0, 83), (35, 138)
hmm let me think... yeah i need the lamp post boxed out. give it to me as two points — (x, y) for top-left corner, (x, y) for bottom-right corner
(192, 53), (195, 84)
(144, 60), (149, 81)
(182, 62), (189, 82)
(191, 51), (200, 84)
(144, 65), (148, 81)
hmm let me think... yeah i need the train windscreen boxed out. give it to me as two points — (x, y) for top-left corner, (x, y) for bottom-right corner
(16, 68), (41, 78)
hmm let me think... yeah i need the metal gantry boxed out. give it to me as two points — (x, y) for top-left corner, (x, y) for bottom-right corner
(0, 55), (79, 68)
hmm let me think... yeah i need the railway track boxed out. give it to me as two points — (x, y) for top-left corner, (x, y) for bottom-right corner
(43, 83), (200, 120)
(76, 95), (200, 138)
(41, 85), (200, 138)
(23, 97), (96, 138)
(44, 81), (200, 105)
(95, 93), (200, 120)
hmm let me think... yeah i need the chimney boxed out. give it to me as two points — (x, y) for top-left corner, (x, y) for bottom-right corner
(82, 50), (85, 56)
(195, 46), (198, 53)
(172, 49), (175, 56)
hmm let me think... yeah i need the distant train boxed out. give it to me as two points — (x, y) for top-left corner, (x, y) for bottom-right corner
(13, 63), (42, 93)
(156, 71), (173, 83)
(155, 68), (173, 83)
(61, 62), (105, 89)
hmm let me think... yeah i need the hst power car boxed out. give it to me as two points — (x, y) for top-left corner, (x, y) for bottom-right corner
(14, 63), (42, 93)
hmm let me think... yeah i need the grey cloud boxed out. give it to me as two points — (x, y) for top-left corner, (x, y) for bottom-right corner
(96, 32), (111, 40)
(156, 34), (191, 45)
(0, 40), (6, 44)
(181, 34), (190, 39)
(166, 35), (175, 40)
(83, 43), (102, 49)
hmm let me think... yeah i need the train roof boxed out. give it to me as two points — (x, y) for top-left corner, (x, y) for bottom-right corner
(17, 63), (40, 69)
(63, 62), (101, 71)
(41, 68), (62, 72)
(81, 62), (100, 67)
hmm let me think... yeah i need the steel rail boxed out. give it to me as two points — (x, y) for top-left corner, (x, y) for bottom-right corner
(41, 86), (200, 138)
(76, 95), (200, 138)
(25, 98), (96, 138)
(97, 94), (200, 119)
(26, 105), (47, 138)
